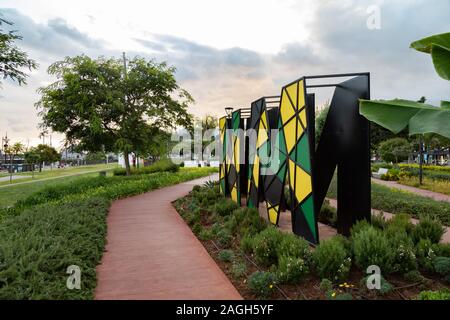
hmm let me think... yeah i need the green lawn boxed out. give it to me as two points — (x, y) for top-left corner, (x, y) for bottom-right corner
(0, 163), (118, 187)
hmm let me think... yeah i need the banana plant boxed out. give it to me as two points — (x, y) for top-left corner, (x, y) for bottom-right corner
(359, 32), (450, 139)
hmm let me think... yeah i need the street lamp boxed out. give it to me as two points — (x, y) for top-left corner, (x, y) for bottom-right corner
(225, 107), (234, 118)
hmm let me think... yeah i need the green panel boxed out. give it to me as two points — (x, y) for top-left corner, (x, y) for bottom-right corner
(276, 163), (287, 181)
(248, 197), (254, 208)
(300, 195), (316, 239)
(293, 134), (311, 173)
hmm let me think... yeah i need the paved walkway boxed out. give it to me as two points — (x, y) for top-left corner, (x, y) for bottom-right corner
(372, 178), (450, 203)
(95, 174), (241, 300)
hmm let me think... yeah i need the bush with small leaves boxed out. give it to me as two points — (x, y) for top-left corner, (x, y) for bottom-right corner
(218, 249), (235, 262)
(276, 233), (312, 264)
(326, 291), (353, 300)
(353, 226), (394, 274)
(319, 279), (333, 292)
(371, 212), (387, 230)
(192, 185), (202, 192)
(386, 229), (417, 273)
(276, 255), (309, 284)
(415, 239), (437, 272)
(216, 229), (233, 248)
(252, 227), (283, 267)
(386, 213), (415, 235)
(418, 289), (450, 300)
(231, 261), (247, 279)
(313, 236), (352, 281)
(403, 270), (426, 283)
(248, 271), (277, 299)
(240, 234), (254, 254)
(350, 219), (372, 237)
(192, 222), (203, 235)
(411, 216), (445, 244)
(435, 243), (450, 258)
(360, 275), (393, 295)
(214, 199), (239, 217)
(198, 228), (213, 241)
(433, 256), (450, 281)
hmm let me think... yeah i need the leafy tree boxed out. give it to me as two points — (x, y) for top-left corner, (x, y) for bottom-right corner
(37, 55), (193, 175)
(85, 151), (106, 162)
(378, 138), (411, 163)
(34, 144), (60, 172)
(0, 15), (37, 86)
(315, 104), (329, 147)
(24, 148), (40, 178)
(4, 142), (24, 182)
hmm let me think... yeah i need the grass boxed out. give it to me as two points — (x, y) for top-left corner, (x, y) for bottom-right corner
(0, 171), (111, 208)
(399, 176), (450, 196)
(0, 163), (118, 187)
(0, 166), (216, 299)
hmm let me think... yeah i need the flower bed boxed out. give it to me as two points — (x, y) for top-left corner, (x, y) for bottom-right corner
(174, 183), (450, 300)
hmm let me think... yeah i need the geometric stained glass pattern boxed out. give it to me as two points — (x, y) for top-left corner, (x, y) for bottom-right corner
(247, 98), (270, 209)
(219, 116), (228, 195)
(282, 79), (318, 243)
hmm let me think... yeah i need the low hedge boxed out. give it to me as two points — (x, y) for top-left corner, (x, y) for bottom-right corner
(0, 167), (217, 299)
(112, 159), (179, 176)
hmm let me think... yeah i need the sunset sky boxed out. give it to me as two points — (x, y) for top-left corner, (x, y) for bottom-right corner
(0, 0), (449, 148)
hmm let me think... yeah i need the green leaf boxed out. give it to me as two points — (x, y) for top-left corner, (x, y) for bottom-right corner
(410, 32), (450, 53)
(431, 44), (450, 80)
(410, 33), (450, 81)
(359, 99), (450, 139)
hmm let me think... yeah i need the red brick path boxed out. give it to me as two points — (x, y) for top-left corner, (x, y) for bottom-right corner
(95, 174), (241, 300)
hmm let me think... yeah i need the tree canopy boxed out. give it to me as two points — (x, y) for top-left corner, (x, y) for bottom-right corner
(0, 15), (37, 86)
(378, 138), (411, 164)
(37, 55), (193, 175)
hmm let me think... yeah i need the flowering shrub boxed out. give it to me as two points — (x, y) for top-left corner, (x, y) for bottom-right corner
(252, 227), (283, 267)
(313, 237), (352, 281)
(276, 255), (308, 284)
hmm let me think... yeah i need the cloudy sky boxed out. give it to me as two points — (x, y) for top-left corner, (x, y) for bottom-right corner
(0, 0), (449, 148)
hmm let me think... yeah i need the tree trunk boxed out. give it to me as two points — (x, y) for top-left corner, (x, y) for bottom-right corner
(124, 151), (131, 176)
(419, 135), (423, 185)
(9, 155), (13, 183)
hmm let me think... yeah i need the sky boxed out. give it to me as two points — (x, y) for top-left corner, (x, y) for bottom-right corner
(0, 0), (449, 149)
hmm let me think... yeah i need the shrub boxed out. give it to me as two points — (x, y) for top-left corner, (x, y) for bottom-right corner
(403, 270), (426, 283)
(228, 207), (266, 236)
(214, 199), (239, 217)
(252, 227), (283, 267)
(218, 249), (235, 262)
(192, 222), (203, 235)
(418, 289), (450, 300)
(435, 243), (450, 257)
(276, 233), (312, 264)
(386, 213), (415, 235)
(248, 271), (277, 299)
(326, 291), (353, 300)
(433, 257), (450, 279)
(230, 261), (247, 279)
(371, 212), (387, 230)
(276, 255), (308, 284)
(411, 216), (445, 244)
(240, 234), (254, 254)
(318, 200), (337, 227)
(216, 229), (233, 248)
(360, 275), (393, 295)
(350, 219), (372, 237)
(319, 279), (333, 292)
(113, 159), (179, 176)
(313, 237), (352, 281)
(415, 239), (437, 272)
(352, 226), (394, 274)
(198, 228), (213, 241)
(386, 230), (417, 273)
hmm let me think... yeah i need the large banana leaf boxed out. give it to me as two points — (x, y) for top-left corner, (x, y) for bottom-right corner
(359, 99), (450, 139)
(410, 32), (450, 81)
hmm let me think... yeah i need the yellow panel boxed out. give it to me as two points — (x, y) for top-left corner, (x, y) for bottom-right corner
(234, 136), (240, 173)
(253, 155), (260, 187)
(295, 166), (312, 203)
(256, 127), (268, 148)
(297, 80), (305, 108)
(268, 205), (279, 225)
(299, 109), (307, 129)
(280, 90), (295, 124)
(286, 82), (298, 107)
(219, 166), (224, 179)
(261, 111), (267, 129)
(284, 118), (297, 154)
(297, 119), (304, 139)
(231, 187), (237, 202)
(288, 158), (295, 190)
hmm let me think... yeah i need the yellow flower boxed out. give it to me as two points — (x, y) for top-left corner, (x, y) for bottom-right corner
(269, 284), (273, 289)
(331, 292), (336, 297)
